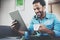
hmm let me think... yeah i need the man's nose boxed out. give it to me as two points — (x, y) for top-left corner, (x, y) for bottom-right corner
(35, 9), (39, 13)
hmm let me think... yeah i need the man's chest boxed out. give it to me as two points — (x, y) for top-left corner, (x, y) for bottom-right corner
(32, 19), (54, 30)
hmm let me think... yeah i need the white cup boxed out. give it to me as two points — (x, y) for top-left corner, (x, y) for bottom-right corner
(33, 24), (40, 31)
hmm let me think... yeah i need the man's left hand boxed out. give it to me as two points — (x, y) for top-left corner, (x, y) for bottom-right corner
(38, 24), (54, 34)
(38, 24), (54, 37)
(38, 24), (49, 33)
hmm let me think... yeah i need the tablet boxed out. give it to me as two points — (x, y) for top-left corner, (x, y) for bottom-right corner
(9, 10), (27, 31)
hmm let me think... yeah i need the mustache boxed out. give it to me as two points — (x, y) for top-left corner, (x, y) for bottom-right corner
(36, 11), (43, 14)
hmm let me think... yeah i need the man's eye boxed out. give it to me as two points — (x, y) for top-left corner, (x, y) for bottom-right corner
(34, 9), (36, 10)
(34, 8), (40, 10)
(37, 8), (40, 10)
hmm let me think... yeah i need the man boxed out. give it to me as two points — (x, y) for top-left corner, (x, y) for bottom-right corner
(12, 0), (60, 40)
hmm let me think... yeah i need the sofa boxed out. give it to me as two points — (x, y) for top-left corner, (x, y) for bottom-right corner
(0, 26), (60, 40)
(0, 25), (22, 40)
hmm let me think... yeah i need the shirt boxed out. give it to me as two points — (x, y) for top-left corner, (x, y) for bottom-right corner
(28, 12), (60, 37)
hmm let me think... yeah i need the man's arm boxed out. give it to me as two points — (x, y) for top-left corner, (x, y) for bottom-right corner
(38, 24), (55, 37)
(53, 16), (60, 37)
(38, 15), (60, 37)
(11, 19), (34, 34)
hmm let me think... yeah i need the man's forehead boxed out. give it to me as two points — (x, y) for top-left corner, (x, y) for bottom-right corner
(33, 2), (42, 8)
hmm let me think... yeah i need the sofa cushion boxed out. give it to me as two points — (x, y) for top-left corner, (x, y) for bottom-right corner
(0, 26), (20, 38)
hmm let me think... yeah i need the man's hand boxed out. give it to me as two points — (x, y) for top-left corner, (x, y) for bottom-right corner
(38, 24), (48, 33)
(38, 24), (53, 33)
(11, 20), (20, 30)
(11, 20), (25, 35)
(38, 24), (54, 37)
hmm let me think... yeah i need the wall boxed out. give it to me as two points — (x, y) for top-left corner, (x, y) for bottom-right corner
(0, 0), (1, 24)
(0, 0), (16, 26)
(19, 0), (35, 26)
(0, 0), (35, 26)
(0, 0), (48, 27)
(52, 3), (60, 20)
(48, 3), (60, 20)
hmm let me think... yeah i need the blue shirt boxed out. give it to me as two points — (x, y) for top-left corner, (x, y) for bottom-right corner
(27, 12), (60, 37)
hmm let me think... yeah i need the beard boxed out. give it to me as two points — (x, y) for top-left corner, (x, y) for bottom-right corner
(36, 11), (43, 18)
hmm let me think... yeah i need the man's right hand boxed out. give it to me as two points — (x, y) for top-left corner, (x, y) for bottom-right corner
(11, 20), (25, 35)
(11, 20), (20, 30)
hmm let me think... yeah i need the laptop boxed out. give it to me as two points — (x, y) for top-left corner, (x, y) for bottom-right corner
(9, 10), (28, 31)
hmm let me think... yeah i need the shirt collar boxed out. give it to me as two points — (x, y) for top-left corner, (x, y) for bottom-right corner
(34, 12), (51, 20)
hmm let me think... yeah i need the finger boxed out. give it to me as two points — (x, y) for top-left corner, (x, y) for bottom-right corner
(11, 20), (18, 25)
(11, 25), (15, 28)
(12, 20), (18, 23)
(12, 22), (17, 25)
(39, 26), (42, 28)
(11, 23), (17, 26)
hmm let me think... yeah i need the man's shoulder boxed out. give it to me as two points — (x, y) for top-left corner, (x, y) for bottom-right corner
(46, 12), (56, 18)
(46, 12), (54, 16)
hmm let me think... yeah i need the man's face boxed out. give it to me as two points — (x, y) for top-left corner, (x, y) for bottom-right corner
(33, 2), (45, 17)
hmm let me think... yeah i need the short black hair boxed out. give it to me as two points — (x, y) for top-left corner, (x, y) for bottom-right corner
(33, 0), (46, 6)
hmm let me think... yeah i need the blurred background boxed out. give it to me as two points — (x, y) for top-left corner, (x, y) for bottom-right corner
(0, 0), (60, 40)
(0, 0), (60, 27)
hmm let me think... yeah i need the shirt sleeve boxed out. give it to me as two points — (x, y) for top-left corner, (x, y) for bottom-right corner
(53, 15), (60, 37)
(25, 19), (34, 33)
(24, 19), (34, 39)
(27, 19), (34, 33)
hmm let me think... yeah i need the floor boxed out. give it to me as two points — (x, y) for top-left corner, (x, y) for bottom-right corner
(0, 37), (22, 40)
